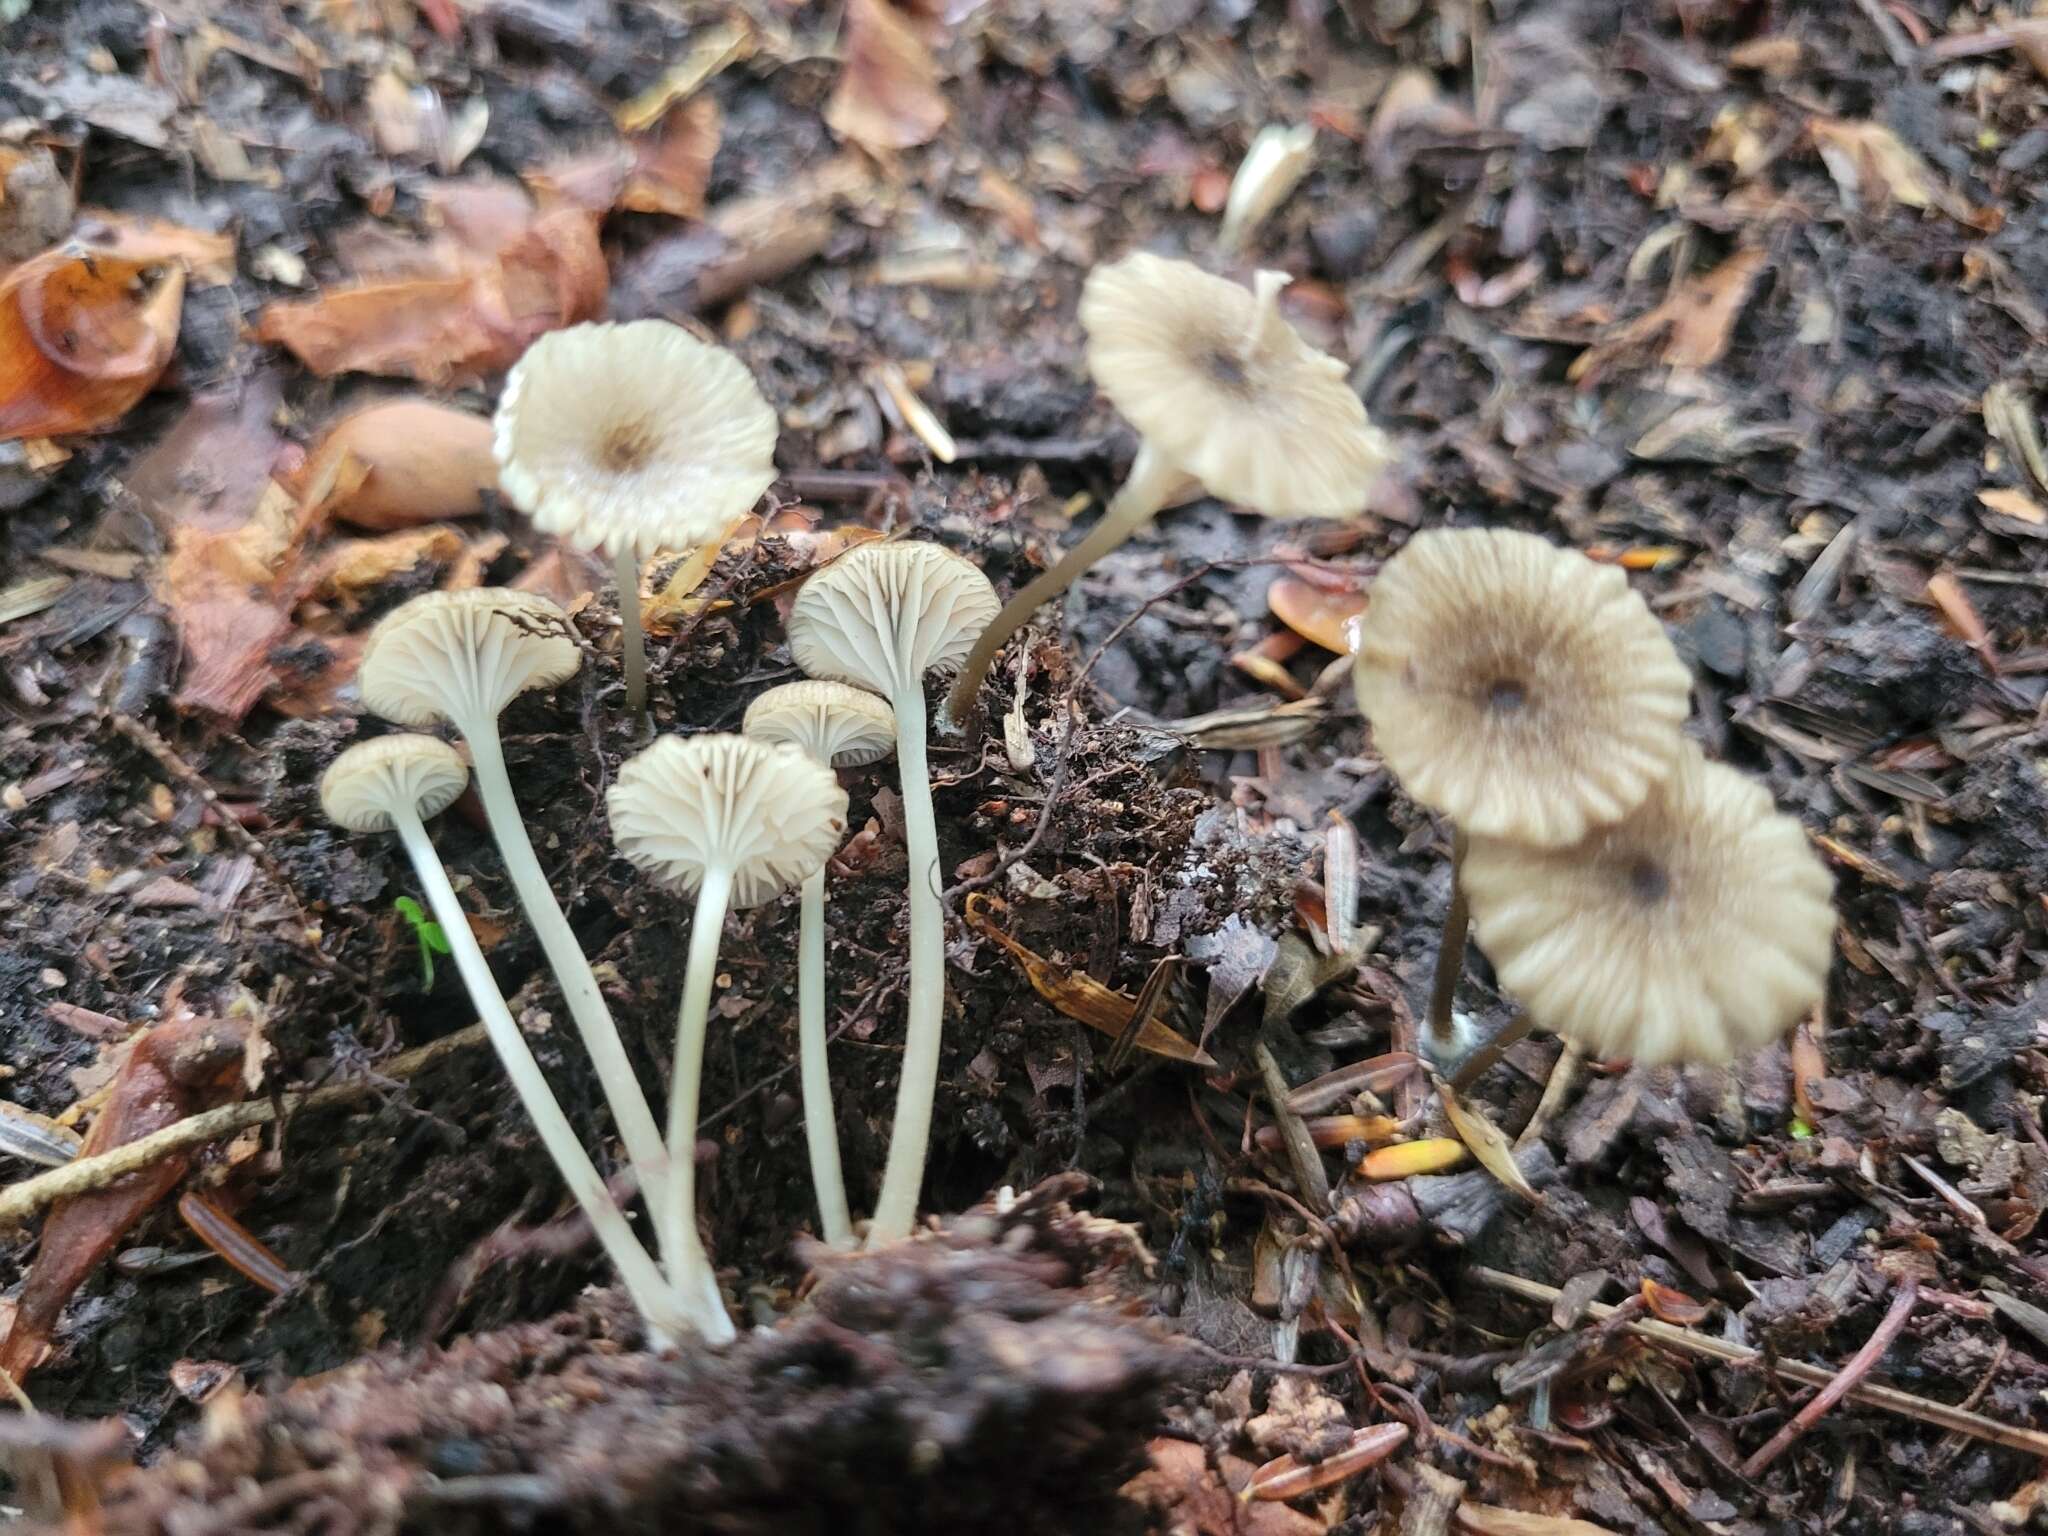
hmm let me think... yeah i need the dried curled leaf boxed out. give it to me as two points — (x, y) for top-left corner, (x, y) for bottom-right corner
(0, 249), (184, 440)
(1246, 1422), (1409, 1501)
(1570, 247), (1766, 383)
(1640, 1278), (1709, 1326)
(1456, 1505), (1619, 1536)
(825, 0), (948, 153)
(1809, 117), (1999, 231)
(622, 96), (723, 219)
(1438, 1078), (1543, 1204)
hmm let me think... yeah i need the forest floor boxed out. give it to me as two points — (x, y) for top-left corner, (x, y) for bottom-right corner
(3, 0), (2048, 1532)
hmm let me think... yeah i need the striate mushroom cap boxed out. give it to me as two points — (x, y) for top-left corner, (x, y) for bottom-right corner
(787, 541), (999, 700)
(1352, 527), (1692, 848)
(1462, 745), (1836, 1067)
(1079, 252), (1389, 518)
(358, 588), (581, 731)
(608, 734), (849, 909)
(320, 734), (469, 833)
(744, 679), (896, 767)
(493, 320), (778, 561)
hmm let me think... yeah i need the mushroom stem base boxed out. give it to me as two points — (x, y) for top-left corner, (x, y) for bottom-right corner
(617, 549), (648, 726)
(799, 868), (854, 1247)
(1421, 831), (1470, 1065)
(665, 864), (740, 1344)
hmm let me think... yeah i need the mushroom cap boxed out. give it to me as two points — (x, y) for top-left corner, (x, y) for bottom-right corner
(744, 679), (896, 767)
(358, 588), (580, 732)
(1462, 745), (1836, 1067)
(1352, 527), (1692, 847)
(1078, 252), (1389, 518)
(787, 541), (999, 700)
(320, 734), (469, 833)
(608, 734), (849, 909)
(493, 320), (778, 561)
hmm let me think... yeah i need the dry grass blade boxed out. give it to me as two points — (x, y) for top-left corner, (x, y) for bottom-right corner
(1438, 1076), (1543, 1204)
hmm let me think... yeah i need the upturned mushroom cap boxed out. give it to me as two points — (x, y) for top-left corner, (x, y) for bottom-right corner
(493, 320), (778, 561)
(787, 542), (999, 699)
(1352, 528), (1692, 848)
(320, 734), (469, 832)
(1079, 252), (1389, 517)
(1462, 745), (1836, 1066)
(744, 679), (896, 767)
(609, 734), (849, 908)
(358, 588), (580, 730)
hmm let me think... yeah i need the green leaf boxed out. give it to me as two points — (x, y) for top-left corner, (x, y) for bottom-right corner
(1789, 1116), (1816, 1140)
(393, 895), (448, 987)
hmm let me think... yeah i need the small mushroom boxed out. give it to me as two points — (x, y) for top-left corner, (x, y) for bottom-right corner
(1461, 744), (1836, 1066)
(358, 589), (678, 1270)
(744, 679), (896, 1248)
(493, 319), (778, 721)
(943, 252), (1390, 727)
(787, 541), (999, 1244)
(608, 734), (848, 1329)
(320, 735), (692, 1344)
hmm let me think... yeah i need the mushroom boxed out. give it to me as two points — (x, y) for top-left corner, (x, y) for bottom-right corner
(493, 319), (778, 721)
(787, 541), (999, 1244)
(1460, 744), (1836, 1066)
(357, 589), (679, 1269)
(608, 734), (848, 1326)
(942, 252), (1390, 728)
(320, 735), (692, 1344)
(743, 680), (896, 1247)
(1350, 527), (1692, 1064)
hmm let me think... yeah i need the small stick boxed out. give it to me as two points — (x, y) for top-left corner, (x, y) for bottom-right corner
(1740, 1280), (1920, 1476)
(1474, 1268), (2048, 1460)
(1514, 1040), (1583, 1150)
(1252, 1039), (1331, 1213)
(0, 1027), (487, 1230)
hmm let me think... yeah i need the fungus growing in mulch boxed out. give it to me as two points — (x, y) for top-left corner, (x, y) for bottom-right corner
(788, 541), (1000, 1244)
(1350, 527), (1693, 1064)
(608, 733), (848, 1336)
(358, 588), (679, 1272)
(743, 679), (896, 1248)
(320, 735), (690, 1344)
(1460, 743), (1837, 1066)
(943, 251), (1390, 727)
(493, 319), (778, 721)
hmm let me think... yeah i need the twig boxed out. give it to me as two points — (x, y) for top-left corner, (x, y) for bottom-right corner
(1514, 1040), (1583, 1151)
(1850, 0), (1919, 68)
(1251, 1039), (1332, 1213)
(1739, 1280), (1920, 1477)
(0, 1027), (488, 1230)
(1472, 1268), (2048, 1460)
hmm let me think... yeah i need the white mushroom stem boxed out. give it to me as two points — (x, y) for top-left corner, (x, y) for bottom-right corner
(867, 690), (948, 1245)
(941, 441), (1184, 729)
(797, 867), (853, 1247)
(664, 863), (740, 1344)
(1240, 269), (1290, 357)
(460, 723), (680, 1270)
(388, 805), (689, 1346)
(616, 549), (649, 722)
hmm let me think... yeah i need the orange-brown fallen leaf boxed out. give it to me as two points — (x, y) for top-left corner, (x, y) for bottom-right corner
(1641, 1278), (1709, 1325)
(1268, 575), (1367, 653)
(1359, 1138), (1468, 1180)
(1571, 247), (1768, 383)
(1924, 570), (1998, 671)
(72, 209), (238, 287)
(962, 893), (1215, 1067)
(1246, 1422), (1409, 1501)
(622, 96), (722, 219)
(256, 206), (604, 384)
(1809, 117), (2000, 232)
(302, 524), (466, 605)
(825, 0), (948, 153)
(0, 250), (184, 440)
(1120, 1439), (1324, 1536)
(0, 1011), (249, 1383)
(296, 397), (497, 530)
(1790, 1009), (1827, 1126)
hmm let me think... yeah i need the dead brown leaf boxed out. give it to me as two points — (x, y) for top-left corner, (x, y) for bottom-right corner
(622, 96), (722, 220)
(1456, 1505), (1618, 1536)
(1570, 247), (1767, 383)
(296, 397), (496, 530)
(1438, 1078), (1543, 1204)
(1268, 575), (1367, 653)
(72, 209), (238, 287)
(1120, 1439), (1324, 1536)
(0, 250), (184, 440)
(1809, 117), (1999, 231)
(825, 0), (948, 153)
(302, 525), (466, 605)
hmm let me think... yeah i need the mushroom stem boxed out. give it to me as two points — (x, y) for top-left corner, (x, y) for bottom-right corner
(797, 867), (854, 1247)
(867, 689), (947, 1245)
(1422, 830), (1471, 1064)
(941, 441), (1183, 729)
(664, 862), (739, 1344)
(1241, 269), (1290, 358)
(389, 809), (688, 1346)
(616, 549), (648, 723)
(461, 727), (678, 1266)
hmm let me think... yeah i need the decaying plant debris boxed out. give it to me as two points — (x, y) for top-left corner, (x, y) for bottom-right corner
(5, 0), (2048, 1531)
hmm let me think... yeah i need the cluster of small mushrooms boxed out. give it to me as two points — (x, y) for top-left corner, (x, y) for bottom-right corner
(315, 252), (1833, 1347)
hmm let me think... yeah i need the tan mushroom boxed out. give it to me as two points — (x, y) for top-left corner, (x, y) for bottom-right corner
(744, 680), (896, 1247)
(1461, 744), (1836, 1066)
(943, 252), (1390, 727)
(493, 320), (778, 719)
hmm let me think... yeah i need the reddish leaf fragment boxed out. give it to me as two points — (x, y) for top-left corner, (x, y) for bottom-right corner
(825, 0), (948, 153)
(296, 398), (496, 530)
(1246, 1421), (1409, 1501)
(1641, 1278), (1710, 1326)
(621, 97), (723, 220)
(0, 249), (184, 441)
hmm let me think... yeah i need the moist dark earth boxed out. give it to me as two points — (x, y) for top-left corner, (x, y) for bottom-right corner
(3, 0), (2048, 1532)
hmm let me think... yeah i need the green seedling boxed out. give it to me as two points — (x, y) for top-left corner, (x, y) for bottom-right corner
(394, 895), (451, 987)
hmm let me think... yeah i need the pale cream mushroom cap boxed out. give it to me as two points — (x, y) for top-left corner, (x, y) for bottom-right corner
(493, 320), (779, 561)
(1462, 745), (1836, 1067)
(1078, 252), (1390, 518)
(358, 588), (580, 731)
(608, 734), (850, 909)
(787, 542), (1000, 699)
(744, 679), (896, 767)
(320, 734), (469, 833)
(1353, 527), (1692, 848)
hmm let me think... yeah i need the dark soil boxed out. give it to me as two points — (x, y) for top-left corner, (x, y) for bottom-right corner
(2, 0), (2047, 1531)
